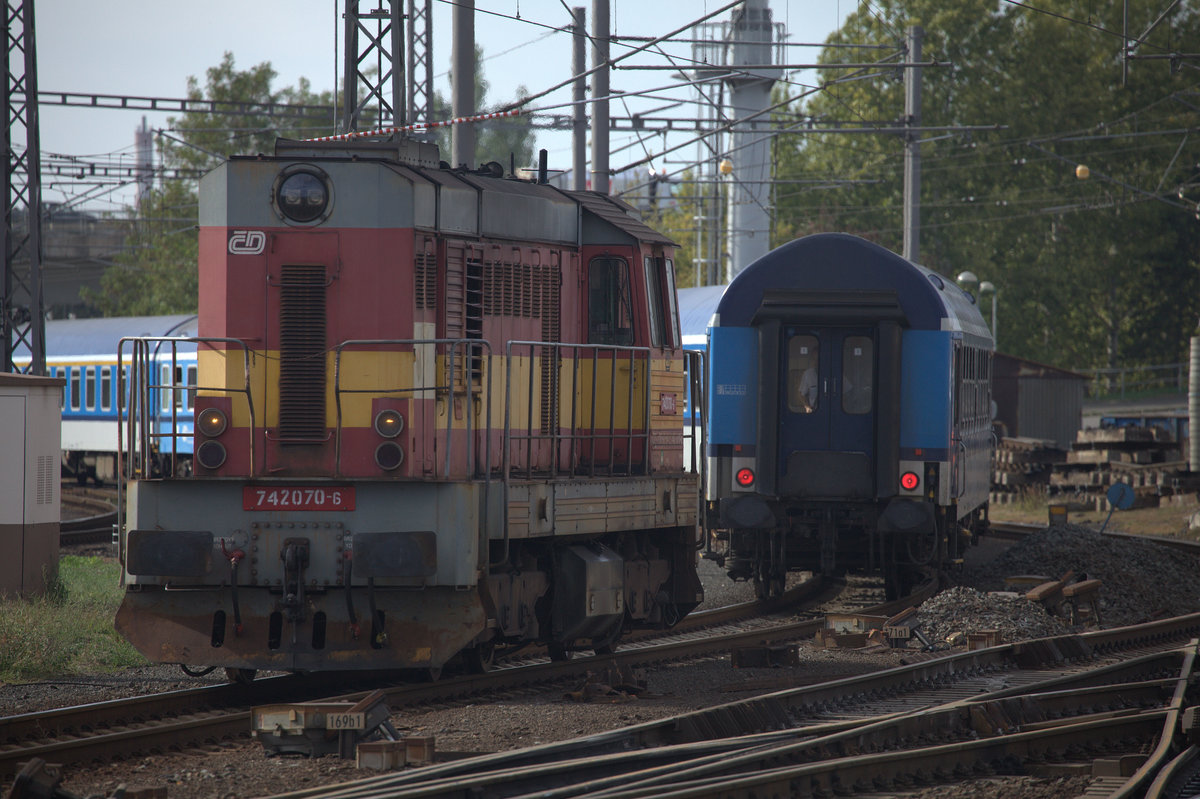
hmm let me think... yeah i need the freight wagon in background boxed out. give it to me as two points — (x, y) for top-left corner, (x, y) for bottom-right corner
(114, 137), (706, 681)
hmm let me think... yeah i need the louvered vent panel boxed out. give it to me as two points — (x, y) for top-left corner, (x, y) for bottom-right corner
(415, 244), (438, 310)
(279, 265), (327, 442)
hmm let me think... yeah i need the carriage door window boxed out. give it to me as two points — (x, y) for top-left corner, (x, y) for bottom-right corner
(842, 336), (873, 414)
(588, 257), (633, 345)
(100, 367), (112, 412)
(786, 335), (819, 413)
(161, 365), (171, 412)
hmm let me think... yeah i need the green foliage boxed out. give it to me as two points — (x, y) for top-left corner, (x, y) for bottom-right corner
(774, 0), (1200, 370)
(92, 53), (341, 316)
(432, 45), (537, 169)
(0, 556), (145, 682)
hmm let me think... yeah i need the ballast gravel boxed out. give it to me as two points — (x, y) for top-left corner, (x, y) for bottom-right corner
(10, 528), (1195, 799)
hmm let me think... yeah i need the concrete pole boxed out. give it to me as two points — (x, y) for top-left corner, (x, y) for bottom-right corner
(451, 0), (476, 168)
(590, 0), (610, 194)
(902, 25), (923, 263)
(1190, 328), (1200, 472)
(723, 0), (777, 281)
(572, 6), (587, 191)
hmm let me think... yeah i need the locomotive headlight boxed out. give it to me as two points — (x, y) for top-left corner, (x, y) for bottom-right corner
(735, 468), (755, 487)
(375, 441), (405, 471)
(197, 440), (227, 469)
(197, 407), (228, 437)
(274, 168), (330, 224)
(900, 471), (920, 491)
(374, 409), (404, 438)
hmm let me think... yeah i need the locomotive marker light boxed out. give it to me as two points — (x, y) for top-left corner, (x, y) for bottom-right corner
(374, 409), (404, 438)
(197, 440), (227, 469)
(197, 407), (228, 438)
(375, 441), (404, 471)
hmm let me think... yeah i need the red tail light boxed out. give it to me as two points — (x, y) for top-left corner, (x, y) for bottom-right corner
(900, 471), (920, 491)
(736, 468), (755, 487)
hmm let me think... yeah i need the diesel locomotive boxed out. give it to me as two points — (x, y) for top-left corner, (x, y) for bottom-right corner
(703, 233), (994, 599)
(115, 137), (705, 678)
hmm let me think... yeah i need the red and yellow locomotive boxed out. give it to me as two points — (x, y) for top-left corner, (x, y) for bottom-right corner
(116, 137), (704, 677)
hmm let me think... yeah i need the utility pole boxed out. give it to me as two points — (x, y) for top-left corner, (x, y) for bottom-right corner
(571, 6), (587, 192)
(902, 25), (923, 263)
(3, 0), (45, 374)
(451, 0), (476, 167)
(590, 0), (610, 194)
(723, 0), (778, 281)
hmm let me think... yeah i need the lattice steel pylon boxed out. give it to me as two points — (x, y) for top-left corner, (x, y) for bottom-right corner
(342, 0), (433, 133)
(2, 0), (45, 374)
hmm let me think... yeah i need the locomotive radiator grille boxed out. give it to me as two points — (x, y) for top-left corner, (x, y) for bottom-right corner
(279, 264), (327, 442)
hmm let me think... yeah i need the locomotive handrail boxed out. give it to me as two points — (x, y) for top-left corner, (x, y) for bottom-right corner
(330, 338), (494, 480)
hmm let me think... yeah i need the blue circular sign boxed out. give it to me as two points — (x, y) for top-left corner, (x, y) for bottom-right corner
(1106, 482), (1136, 511)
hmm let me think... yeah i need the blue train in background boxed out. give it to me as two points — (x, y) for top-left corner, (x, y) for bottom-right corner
(13, 315), (198, 484)
(681, 233), (994, 599)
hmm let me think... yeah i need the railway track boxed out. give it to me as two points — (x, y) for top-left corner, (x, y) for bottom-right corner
(0, 573), (923, 785)
(252, 617), (1200, 799)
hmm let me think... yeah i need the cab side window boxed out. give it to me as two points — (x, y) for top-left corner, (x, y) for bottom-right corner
(588, 257), (634, 346)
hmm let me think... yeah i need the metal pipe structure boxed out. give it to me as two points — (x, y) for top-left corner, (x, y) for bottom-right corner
(903, 25), (923, 263)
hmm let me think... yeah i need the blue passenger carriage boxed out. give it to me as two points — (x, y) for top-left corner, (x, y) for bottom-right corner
(702, 233), (993, 598)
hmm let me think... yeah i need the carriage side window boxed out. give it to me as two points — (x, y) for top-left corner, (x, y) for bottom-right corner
(69, 368), (80, 411)
(85, 367), (96, 410)
(161, 365), (171, 412)
(588, 257), (634, 346)
(842, 336), (873, 415)
(186, 365), (198, 411)
(100, 367), (112, 411)
(787, 335), (819, 413)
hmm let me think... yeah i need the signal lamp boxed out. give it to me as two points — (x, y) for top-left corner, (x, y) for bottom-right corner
(735, 467), (755, 487)
(196, 440), (227, 470)
(374, 409), (404, 438)
(197, 407), (228, 437)
(375, 441), (405, 471)
(900, 471), (920, 491)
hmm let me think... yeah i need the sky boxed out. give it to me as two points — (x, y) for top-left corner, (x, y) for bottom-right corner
(35, 0), (855, 212)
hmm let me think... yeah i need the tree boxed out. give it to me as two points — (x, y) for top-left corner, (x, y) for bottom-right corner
(772, 0), (1200, 370)
(86, 54), (340, 315)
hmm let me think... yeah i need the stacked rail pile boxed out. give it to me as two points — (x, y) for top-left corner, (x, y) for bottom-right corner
(990, 437), (1066, 505)
(1049, 426), (1191, 510)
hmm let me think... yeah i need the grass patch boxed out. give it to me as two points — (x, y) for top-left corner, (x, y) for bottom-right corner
(0, 556), (147, 683)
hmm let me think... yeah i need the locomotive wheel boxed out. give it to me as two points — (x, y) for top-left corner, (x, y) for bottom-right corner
(463, 640), (496, 673)
(225, 667), (257, 685)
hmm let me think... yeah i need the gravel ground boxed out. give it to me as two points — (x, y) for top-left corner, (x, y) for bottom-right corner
(29, 494), (1178, 797)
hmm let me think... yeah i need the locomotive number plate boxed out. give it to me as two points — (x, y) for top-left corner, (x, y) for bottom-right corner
(243, 486), (356, 511)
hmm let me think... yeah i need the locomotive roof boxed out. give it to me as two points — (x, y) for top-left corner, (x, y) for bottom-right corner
(713, 233), (990, 340)
(12, 314), (198, 360)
